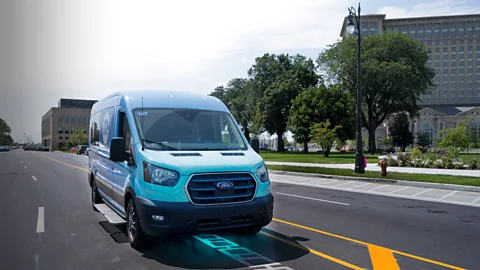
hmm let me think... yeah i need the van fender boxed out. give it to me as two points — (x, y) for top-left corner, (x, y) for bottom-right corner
(123, 186), (137, 211)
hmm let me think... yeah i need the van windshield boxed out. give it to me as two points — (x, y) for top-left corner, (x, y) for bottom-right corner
(133, 108), (247, 151)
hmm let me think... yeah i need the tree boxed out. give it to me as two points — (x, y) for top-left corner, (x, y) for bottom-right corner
(210, 79), (257, 142)
(71, 129), (88, 146)
(318, 32), (435, 153)
(310, 120), (342, 157)
(416, 131), (432, 148)
(288, 84), (355, 153)
(248, 53), (319, 152)
(383, 136), (393, 147)
(467, 124), (480, 152)
(437, 120), (469, 154)
(389, 112), (414, 152)
(0, 118), (13, 146)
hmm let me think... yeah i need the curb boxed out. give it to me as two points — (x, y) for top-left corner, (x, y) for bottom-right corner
(269, 170), (480, 193)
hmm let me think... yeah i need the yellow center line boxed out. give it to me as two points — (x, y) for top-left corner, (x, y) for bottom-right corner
(368, 245), (400, 270)
(260, 231), (363, 270)
(273, 218), (466, 270)
(39, 154), (89, 172)
(37, 154), (466, 270)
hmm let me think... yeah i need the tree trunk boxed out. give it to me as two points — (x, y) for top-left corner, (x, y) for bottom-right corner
(303, 140), (309, 153)
(323, 148), (331, 158)
(401, 146), (406, 152)
(277, 135), (285, 152)
(243, 124), (251, 143)
(367, 105), (376, 154)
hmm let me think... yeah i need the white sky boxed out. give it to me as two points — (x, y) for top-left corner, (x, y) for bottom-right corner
(0, 0), (479, 142)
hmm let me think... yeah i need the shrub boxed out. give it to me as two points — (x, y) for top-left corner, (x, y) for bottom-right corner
(453, 159), (465, 169)
(398, 154), (410, 167)
(467, 159), (478, 170)
(422, 158), (434, 168)
(434, 159), (444, 168)
(387, 157), (398, 167)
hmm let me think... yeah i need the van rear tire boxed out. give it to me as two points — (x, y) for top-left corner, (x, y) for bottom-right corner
(127, 199), (150, 249)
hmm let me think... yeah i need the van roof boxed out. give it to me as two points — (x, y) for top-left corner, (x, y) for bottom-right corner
(102, 90), (228, 112)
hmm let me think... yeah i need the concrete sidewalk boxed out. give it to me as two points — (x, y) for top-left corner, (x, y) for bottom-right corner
(269, 172), (480, 208)
(265, 161), (480, 177)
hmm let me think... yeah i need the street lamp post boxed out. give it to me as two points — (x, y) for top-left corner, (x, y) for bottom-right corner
(347, 3), (365, 174)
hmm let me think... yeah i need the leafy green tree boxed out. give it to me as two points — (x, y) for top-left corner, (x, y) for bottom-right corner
(416, 131), (432, 148)
(288, 84), (355, 153)
(71, 129), (88, 146)
(437, 120), (469, 154)
(318, 32), (435, 153)
(210, 79), (257, 142)
(0, 118), (14, 146)
(383, 136), (393, 147)
(389, 112), (414, 152)
(248, 53), (319, 152)
(467, 125), (480, 152)
(310, 120), (342, 157)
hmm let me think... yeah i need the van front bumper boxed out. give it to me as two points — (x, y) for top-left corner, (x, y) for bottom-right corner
(134, 194), (274, 236)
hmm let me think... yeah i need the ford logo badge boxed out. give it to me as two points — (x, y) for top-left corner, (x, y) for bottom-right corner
(216, 181), (234, 190)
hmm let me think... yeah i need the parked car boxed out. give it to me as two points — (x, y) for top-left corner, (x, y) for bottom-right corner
(88, 90), (273, 249)
(76, 145), (88, 155)
(0, 146), (9, 152)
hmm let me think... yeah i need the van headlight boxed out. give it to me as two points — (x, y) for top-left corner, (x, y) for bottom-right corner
(143, 162), (180, 187)
(256, 163), (269, 183)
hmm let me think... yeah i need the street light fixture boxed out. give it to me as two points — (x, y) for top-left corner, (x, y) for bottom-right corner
(347, 3), (365, 174)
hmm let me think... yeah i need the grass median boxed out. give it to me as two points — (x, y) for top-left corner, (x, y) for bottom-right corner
(267, 165), (480, 187)
(260, 151), (380, 164)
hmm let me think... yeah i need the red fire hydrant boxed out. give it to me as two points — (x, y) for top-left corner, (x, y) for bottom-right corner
(380, 160), (388, 177)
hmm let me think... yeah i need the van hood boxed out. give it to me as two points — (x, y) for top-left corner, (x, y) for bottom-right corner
(140, 149), (264, 175)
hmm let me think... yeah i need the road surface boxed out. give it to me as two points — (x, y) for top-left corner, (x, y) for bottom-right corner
(1, 150), (478, 270)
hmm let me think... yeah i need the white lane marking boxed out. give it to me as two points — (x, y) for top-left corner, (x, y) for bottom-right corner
(440, 191), (457, 200)
(471, 196), (480, 204)
(32, 176), (37, 181)
(34, 254), (39, 270)
(368, 185), (388, 191)
(276, 192), (350, 206)
(24, 166), (27, 169)
(21, 161), (23, 163)
(412, 188), (432, 197)
(389, 186), (410, 194)
(36, 207), (44, 233)
(194, 234), (294, 269)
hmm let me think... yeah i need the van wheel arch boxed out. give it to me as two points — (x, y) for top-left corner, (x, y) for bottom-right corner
(124, 187), (136, 212)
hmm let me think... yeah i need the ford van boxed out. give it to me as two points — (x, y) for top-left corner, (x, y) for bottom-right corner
(88, 90), (274, 248)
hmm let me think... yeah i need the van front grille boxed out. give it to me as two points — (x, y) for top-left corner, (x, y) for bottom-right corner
(187, 173), (257, 205)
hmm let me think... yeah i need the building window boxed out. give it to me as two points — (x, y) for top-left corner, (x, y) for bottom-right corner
(65, 137), (69, 140)
(370, 22), (377, 34)
(459, 23), (465, 37)
(466, 22), (473, 37)
(82, 116), (87, 123)
(58, 127), (63, 134)
(58, 116), (63, 122)
(460, 40), (465, 45)
(65, 127), (69, 134)
(442, 23), (448, 37)
(71, 116), (75, 123)
(59, 137), (63, 139)
(77, 116), (81, 122)
(65, 116), (69, 123)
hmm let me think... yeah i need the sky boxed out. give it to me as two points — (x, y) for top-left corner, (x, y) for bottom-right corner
(1, 0), (479, 143)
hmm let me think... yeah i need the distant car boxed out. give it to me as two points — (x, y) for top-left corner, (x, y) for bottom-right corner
(24, 147), (29, 151)
(0, 146), (9, 152)
(76, 145), (88, 155)
(42, 147), (50, 152)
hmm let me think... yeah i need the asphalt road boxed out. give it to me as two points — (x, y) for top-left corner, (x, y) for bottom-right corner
(1, 150), (479, 270)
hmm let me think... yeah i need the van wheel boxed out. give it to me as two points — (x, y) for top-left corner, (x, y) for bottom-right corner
(237, 226), (262, 235)
(127, 199), (150, 249)
(91, 180), (102, 211)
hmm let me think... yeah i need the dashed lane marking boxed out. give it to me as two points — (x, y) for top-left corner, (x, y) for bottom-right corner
(36, 207), (44, 233)
(24, 166), (27, 169)
(32, 176), (37, 181)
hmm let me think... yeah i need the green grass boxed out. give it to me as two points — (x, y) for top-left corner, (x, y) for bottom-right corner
(268, 165), (480, 187)
(260, 151), (381, 164)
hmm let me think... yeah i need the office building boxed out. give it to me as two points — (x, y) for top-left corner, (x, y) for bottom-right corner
(41, 98), (98, 150)
(340, 13), (480, 106)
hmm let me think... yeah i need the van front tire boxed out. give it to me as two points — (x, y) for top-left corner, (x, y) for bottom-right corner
(91, 180), (102, 211)
(127, 199), (150, 249)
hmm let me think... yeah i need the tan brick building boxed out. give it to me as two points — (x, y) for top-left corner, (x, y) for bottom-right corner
(41, 99), (97, 150)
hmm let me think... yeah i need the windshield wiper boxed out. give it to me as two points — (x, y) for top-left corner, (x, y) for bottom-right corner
(142, 139), (177, 151)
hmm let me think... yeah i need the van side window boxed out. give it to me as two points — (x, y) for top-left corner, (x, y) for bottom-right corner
(119, 112), (132, 154)
(89, 112), (100, 145)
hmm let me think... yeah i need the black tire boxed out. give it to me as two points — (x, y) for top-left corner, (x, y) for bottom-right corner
(91, 180), (103, 211)
(237, 226), (262, 235)
(126, 199), (150, 249)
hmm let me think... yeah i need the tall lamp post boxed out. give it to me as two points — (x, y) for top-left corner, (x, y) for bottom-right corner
(346, 3), (365, 174)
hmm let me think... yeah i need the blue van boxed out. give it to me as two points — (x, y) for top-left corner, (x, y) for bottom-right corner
(88, 90), (274, 248)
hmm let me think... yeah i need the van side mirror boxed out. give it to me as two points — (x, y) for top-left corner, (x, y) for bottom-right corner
(250, 138), (260, 153)
(110, 137), (127, 162)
